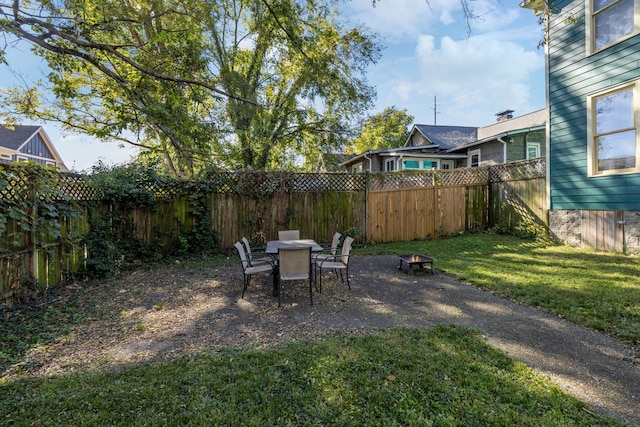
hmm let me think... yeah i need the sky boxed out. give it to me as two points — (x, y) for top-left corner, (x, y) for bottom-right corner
(0, 0), (545, 172)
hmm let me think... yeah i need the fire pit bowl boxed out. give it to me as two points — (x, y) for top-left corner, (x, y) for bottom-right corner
(397, 253), (435, 274)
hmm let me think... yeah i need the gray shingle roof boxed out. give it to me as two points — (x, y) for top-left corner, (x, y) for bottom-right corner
(0, 125), (41, 150)
(414, 125), (478, 150)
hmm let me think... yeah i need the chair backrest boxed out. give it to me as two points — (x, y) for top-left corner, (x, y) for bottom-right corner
(234, 241), (250, 269)
(330, 232), (342, 255)
(340, 236), (354, 264)
(241, 237), (253, 259)
(278, 246), (311, 278)
(278, 230), (300, 240)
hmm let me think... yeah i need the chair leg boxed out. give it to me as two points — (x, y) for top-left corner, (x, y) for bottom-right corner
(242, 274), (250, 298)
(272, 270), (278, 297)
(277, 276), (282, 307)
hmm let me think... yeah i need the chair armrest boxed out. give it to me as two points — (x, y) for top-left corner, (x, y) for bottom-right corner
(249, 253), (277, 267)
(315, 253), (352, 266)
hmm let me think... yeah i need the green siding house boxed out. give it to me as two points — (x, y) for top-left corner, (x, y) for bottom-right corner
(524, 0), (640, 253)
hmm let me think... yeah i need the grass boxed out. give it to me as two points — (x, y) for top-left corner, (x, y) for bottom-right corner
(356, 232), (640, 345)
(1, 233), (638, 425)
(0, 326), (624, 426)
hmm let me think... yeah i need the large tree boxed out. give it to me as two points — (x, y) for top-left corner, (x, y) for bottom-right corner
(0, 0), (380, 175)
(349, 106), (414, 154)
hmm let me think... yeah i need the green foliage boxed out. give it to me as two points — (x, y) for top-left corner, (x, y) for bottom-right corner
(0, 326), (621, 425)
(1, 0), (381, 175)
(0, 163), (81, 242)
(79, 162), (162, 277)
(79, 162), (220, 277)
(341, 226), (360, 245)
(489, 217), (550, 242)
(0, 163), (83, 295)
(349, 106), (414, 153)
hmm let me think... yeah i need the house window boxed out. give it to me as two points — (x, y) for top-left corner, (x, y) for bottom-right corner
(587, 82), (640, 176)
(0, 153), (11, 160)
(403, 160), (420, 170)
(526, 142), (541, 159)
(422, 160), (437, 170)
(384, 158), (396, 172)
(588, 0), (638, 54)
(352, 163), (363, 173)
(441, 160), (453, 170)
(468, 149), (480, 168)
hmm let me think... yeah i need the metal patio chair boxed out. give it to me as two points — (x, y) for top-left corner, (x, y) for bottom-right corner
(278, 229), (300, 240)
(312, 232), (342, 262)
(314, 236), (354, 293)
(234, 241), (276, 298)
(277, 246), (313, 306)
(241, 237), (274, 266)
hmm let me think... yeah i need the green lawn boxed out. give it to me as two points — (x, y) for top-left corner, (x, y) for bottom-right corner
(0, 326), (624, 426)
(1, 232), (638, 425)
(357, 233), (640, 344)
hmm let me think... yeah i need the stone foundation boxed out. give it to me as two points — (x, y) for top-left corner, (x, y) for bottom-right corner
(549, 209), (640, 254)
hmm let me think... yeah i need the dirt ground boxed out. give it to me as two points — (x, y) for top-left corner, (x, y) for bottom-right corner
(8, 255), (640, 425)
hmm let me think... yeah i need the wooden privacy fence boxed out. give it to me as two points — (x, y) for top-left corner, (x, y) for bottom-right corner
(0, 159), (546, 300)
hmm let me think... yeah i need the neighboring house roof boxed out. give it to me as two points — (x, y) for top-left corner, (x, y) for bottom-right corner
(0, 125), (42, 150)
(476, 108), (546, 140)
(450, 108), (547, 152)
(0, 125), (69, 172)
(340, 108), (547, 169)
(407, 125), (478, 150)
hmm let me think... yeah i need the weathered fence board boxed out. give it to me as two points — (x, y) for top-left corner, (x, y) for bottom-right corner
(367, 185), (487, 244)
(210, 191), (367, 248)
(581, 210), (624, 252)
(1, 160), (547, 301)
(489, 177), (547, 228)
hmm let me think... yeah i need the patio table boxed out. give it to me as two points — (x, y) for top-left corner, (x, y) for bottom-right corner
(265, 239), (323, 254)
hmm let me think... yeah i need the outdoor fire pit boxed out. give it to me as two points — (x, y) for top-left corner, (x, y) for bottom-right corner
(397, 253), (435, 274)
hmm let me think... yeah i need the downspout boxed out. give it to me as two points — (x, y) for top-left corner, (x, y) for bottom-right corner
(364, 153), (372, 173)
(498, 136), (509, 163)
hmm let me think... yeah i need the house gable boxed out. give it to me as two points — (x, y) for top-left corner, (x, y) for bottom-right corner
(0, 125), (69, 171)
(406, 125), (477, 150)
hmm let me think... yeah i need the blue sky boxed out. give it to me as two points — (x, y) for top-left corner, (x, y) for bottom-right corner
(1, 0), (545, 171)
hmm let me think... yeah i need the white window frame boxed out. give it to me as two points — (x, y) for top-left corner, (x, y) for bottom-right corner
(422, 159), (439, 170)
(17, 155), (29, 162)
(526, 142), (541, 159)
(587, 80), (640, 176)
(384, 158), (396, 172)
(586, 0), (640, 56)
(468, 149), (481, 168)
(0, 153), (11, 160)
(441, 160), (454, 170)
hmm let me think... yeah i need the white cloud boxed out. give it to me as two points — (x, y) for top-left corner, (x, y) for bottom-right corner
(344, 0), (445, 40)
(386, 32), (544, 125)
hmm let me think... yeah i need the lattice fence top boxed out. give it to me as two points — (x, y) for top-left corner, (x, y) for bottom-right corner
(489, 157), (545, 182)
(0, 159), (546, 202)
(368, 167), (490, 191)
(201, 171), (367, 195)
